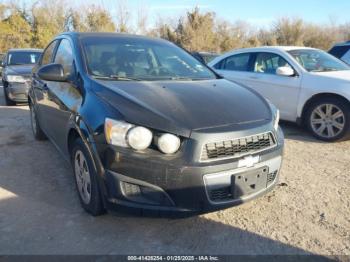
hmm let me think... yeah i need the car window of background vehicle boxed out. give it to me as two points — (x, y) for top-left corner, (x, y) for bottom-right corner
(7, 52), (41, 65)
(222, 53), (250, 71)
(254, 53), (292, 74)
(288, 49), (350, 72)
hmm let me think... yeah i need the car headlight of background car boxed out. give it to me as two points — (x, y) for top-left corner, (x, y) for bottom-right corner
(6, 75), (27, 83)
(266, 100), (279, 131)
(104, 118), (181, 154)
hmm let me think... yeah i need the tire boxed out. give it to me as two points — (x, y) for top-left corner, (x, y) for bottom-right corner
(4, 85), (15, 106)
(71, 138), (105, 216)
(29, 103), (47, 140)
(305, 97), (350, 142)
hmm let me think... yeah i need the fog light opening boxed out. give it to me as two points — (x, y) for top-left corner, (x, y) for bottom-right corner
(120, 181), (173, 206)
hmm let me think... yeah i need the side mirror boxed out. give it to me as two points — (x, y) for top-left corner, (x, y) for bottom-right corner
(38, 63), (67, 82)
(0, 61), (4, 67)
(276, 66), (295, 77)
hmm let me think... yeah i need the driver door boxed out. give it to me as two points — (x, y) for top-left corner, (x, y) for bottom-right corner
(243, 52), (302, 121)
(41, 38), (82, 153)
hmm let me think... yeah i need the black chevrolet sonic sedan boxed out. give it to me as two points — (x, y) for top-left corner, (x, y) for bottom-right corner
(29, 32), (284, 216)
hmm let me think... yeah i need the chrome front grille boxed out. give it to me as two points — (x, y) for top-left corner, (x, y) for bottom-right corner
(200, 132), (276, 162)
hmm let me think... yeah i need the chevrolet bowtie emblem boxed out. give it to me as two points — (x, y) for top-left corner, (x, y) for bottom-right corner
(238, 155), (260, 168)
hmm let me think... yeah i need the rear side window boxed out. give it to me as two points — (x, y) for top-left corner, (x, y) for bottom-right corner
(329, 46), (350, 59)
(222, 53), (250, 71)
(54, 39), (74, 76)
(41, 40), (58, 65)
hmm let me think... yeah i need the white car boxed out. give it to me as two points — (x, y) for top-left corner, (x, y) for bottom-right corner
(209, 46), (350, 141)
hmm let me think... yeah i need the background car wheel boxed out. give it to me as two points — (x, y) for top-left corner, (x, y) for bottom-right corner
(29, 103), (47, 140)
(306, 97), (350, 142)
(4, 86), (15, 106)
(71, 138), (105, 216)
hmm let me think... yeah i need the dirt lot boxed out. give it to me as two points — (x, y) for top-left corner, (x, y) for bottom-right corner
(0, 86), (349, 256)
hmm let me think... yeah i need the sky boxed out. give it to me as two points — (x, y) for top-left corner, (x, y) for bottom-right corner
(18, 0), (350, 28)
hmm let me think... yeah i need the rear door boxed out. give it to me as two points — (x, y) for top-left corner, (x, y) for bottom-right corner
(213, 52), (254, 86)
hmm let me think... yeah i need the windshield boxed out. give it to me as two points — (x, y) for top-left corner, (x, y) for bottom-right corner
(81, 36), (217, 81)
(288, 49), (350, 72)
(7, 51), (42, 66)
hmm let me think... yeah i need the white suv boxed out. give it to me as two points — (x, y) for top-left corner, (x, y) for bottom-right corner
(209, 46), (350, 141)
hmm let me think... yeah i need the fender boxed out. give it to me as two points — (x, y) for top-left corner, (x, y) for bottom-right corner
(66, 115), (109, 205)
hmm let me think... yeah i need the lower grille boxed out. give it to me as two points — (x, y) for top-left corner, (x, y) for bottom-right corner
(267, 170), (278, 185)
(210, 186), (233, 201)
(201, 132), (276, 162)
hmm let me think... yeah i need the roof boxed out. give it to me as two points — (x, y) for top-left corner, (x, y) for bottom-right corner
(59, 32), (167, 43)
(7, 48), (43, 52)
(333, 41), (350, 47)
(230, 46), (317, 53)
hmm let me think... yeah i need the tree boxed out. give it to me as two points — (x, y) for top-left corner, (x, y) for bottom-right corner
(116, 0), (130, 33)
(85, 5), (116, 32)
(173, 7), (217, 51)
(273, 17), (305, 46)
(0, 5), (32, 51)
(31, 0), (69, 48)
(136, 5), (148, 35)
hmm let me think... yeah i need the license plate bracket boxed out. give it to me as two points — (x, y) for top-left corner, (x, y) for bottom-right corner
(232, 166), (269, 198)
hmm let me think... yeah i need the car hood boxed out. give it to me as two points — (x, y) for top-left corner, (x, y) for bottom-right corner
(312, 70), (350, 82)
(93, 79), (272, 137)
(5, 65), (34, 76)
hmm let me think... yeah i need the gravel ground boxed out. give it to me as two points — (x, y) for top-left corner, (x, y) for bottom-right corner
(0, 86), (349, 256)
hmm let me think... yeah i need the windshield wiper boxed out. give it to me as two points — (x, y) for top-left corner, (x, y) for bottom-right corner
(92, 75), (141, 81)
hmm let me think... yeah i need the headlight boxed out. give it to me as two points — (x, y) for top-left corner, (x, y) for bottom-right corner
(104, 118), (152, 150)
(7, 75), (26, 83)
(274, 109), (280, 131)
(157, 133), (181, 154)
(127, 126), (153, 150)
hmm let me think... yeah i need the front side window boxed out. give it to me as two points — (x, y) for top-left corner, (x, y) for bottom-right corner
(222, 53), (250, 72)
(80, 36), (217, 81)
(7, 51), (42, 66)
(41, 41), (58, 65)
(288, 49), (350, 72)
(254, 52), (291, 74)
(54, 39), (74, 76)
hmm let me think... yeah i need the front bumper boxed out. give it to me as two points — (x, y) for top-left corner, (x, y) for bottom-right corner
(101, 127), (284, 214)
(6, 81), (30, 102)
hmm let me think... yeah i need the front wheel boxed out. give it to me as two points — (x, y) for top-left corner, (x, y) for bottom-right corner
(306, 98), (350, 142)
(71, 138), (105, 216)
(4, 86), (15, 106)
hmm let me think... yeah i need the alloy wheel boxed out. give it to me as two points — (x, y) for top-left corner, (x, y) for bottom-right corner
(310, 103), (345, 139)
(74, 150), (92, 204)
